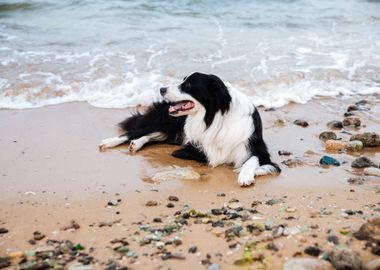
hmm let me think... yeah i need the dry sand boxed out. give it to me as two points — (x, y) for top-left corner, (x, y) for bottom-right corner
(1, 95), (380, 270)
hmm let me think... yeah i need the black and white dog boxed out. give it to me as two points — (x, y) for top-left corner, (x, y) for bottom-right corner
(99, 72), (280, 186)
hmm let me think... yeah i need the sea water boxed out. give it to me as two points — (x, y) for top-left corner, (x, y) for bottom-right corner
(0, 0), (379, 109)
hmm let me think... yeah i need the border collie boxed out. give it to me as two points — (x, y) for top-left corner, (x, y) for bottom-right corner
(99, 72), (280, 186)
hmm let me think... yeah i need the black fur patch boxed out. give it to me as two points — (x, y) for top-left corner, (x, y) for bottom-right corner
(248, 109), (281, 172)
(119, 102), (186, 145)
(172, 143), (208, 163)
(180, 73), (232, 127)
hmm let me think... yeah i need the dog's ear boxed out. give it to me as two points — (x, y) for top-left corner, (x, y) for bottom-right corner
(209, 75), (231, 114)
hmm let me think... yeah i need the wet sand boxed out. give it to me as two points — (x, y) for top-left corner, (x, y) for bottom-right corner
(1, 96), (380, 269)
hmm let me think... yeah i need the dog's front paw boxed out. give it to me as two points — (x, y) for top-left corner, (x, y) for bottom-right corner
(99, 138), (117, 151)
(237, 171), (255, 187)
(128, 140), (142, 153)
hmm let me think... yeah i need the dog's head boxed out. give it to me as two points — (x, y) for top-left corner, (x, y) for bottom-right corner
(161, 72), (231, 127)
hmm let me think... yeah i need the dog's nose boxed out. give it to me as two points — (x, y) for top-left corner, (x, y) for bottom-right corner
(160, 87), (168, 96)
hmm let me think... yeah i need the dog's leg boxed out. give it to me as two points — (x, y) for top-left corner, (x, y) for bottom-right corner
(255, 164), (281, 176)
(129, 132), (167, 153)
(99, 135), (129, 151)
(172, 143), (207, 163)
(237, 156), (259, 187)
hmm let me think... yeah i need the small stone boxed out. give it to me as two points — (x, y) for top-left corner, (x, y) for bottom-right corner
(188, 246), (197, 253)
(283, 258), (332, 270)
(286, 207), (296, 213)
(273, 225), (285, 238)
(227, 202), (243, 210)
(366, 258), (380, 270)
(351, 156), (377, 168)
(217, 192), (226, 197)
(324, 140), (347, 151)
(347, 105), (359, 112)
(0, 228), (8, 234)
(28, 239), (36, 245)
(0, 257), (11, 269)
(107, 199), (120, 206)
(329, 247), (363, 270)
(319, 132), (337, 142)
(68, 263), (94, 270)
(211, 208), (224, 215)
(153, 217), (162, 223)
(319, 155), (340, 166)
(33, 231), (45, 241)
(265, 199), (279, 205)
(145, 200), (158, 207)
(350, 132), (380, 147)
(354, 218), (380, 244)
(282, 158), (303, 167)
(364, 167), (380, 177)
(208, 264), (220, 270)
(212, 220), (225, 227)
(278, 150), (292, 156)
(342, 116), (361, 127)
(327, 235), (339, 245)
(294, 120), (309, 127)
(266, 242), (279, 251)
(304, 246), (322, 257)
(168, 196), (179, 201)
(347, 177), (366, 185)
(61, 220), (80, 231)
(166, 203), (175, 208)
(172, 239), (182, 246)
(346, 140), (363, 151)
(274, 119), (286, 127)
(327, 121), (343, 129)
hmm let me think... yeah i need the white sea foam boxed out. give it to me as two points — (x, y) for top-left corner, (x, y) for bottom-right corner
(0, 0), (380, 109)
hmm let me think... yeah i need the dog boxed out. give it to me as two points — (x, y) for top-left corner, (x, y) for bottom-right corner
(99, 72), (280, 186)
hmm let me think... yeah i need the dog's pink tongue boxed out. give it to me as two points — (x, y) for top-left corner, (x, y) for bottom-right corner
(169, 102), (186, 113)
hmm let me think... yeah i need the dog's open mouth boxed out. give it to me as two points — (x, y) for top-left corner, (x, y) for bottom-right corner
(169, 100), (195, 114)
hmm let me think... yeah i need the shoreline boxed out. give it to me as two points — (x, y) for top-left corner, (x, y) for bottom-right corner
(1, 96), (380, 269)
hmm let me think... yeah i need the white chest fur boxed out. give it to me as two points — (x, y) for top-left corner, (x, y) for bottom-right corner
(184, 89), (256, 168)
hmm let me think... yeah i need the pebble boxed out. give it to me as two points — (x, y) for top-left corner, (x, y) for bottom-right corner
(350, 132), (380, 147)
(152, 167), (201, 181)
(208, 264), (220, 270)
(227, 202), (243, 210)
(327, 120), (343, 129)
(346, 140), (363, 151)
(319, 132), (337, 142)
(342, 116), (361, 127)
(166, 203), (175, 208)
(33, 231), (45, 241)
(347, 105), (359, 112)
(324, 140), (347, 151)
(153, 217), (162, 223)
(354, 218), (380, 243)
(304, 246), (322, 257)
(327, 235), (339, 245)
(329, 247), (363, 270)
(366, 259), (380, 270)
(319, 156), (340, 166)
(61, 220), (80, 231)
(278, 150), (292, 156)
(282, 158), (303, 167)
(168, 196), (179, 201)
(107, 199), (120, 206)
(145, 200), (158, 207)
(364, 167), (380, 177)
(351, 156), (377, 168)
(294, 120), (309, 127)
(0, 257), (11, 269)
(283, 258), (332, 270)
(217, 192), (226, 197)
(347, 177), (366, 185)
(188, 246), (197, 253)
(0, 228), (8, 234)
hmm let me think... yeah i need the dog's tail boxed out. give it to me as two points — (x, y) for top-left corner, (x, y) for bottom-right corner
(255, 162), (281, 176)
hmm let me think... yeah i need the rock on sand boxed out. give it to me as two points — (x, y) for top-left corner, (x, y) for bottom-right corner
(152, 167), (201, 182)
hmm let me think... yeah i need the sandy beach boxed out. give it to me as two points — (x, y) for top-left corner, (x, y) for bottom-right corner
(1, 95), (380, 269)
